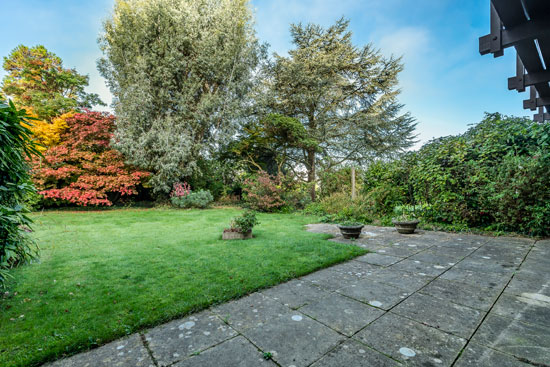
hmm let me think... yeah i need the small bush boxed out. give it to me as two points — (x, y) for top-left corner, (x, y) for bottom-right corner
(170, 182), (213, 209)
(305, 192), (373, 223)
(392, 204), (430, 221)
(280, 179), (312, 211)
(243, 171), (285, 212)
(230, 210), (259, 233)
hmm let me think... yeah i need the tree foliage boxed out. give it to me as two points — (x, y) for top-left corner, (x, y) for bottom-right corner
(22, 110), (73, 151)
(0, 100), (40, 285)
(259, 18), (416, 199)
(98, 0), (264, 193)
(1, 45), (104, 121)
(232, 113), (318, 175)
(33, 111), (150, 206)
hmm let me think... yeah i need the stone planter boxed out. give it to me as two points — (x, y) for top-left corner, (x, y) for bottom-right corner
(337, 224), (364, 239)
(392, 219), (420, 234)
(222, 230), (252, 240)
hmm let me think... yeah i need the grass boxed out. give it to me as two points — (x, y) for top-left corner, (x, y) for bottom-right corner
(0, 208), (365, 367)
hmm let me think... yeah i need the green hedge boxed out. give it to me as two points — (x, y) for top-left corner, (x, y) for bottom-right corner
(0, 101), (40, 285)
(310, 113), (550, 236)
(365, 113), (550, 236)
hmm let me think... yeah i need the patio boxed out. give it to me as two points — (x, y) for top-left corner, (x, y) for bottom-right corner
(45, 225), (549, 367)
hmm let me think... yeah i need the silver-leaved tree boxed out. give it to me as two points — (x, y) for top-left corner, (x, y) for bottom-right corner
(259, 18), (417, 200)
(98, 0), (263, 193)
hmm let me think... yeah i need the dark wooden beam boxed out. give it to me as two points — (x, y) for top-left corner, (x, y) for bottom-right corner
(523, 86), (550, 111)
(509, 69), (550, 91)
(534, 106), (550, 122)
(480, 18), (550, 56)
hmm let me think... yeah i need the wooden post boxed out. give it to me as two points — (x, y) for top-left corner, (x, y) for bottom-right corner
(351, 166), (356, 200)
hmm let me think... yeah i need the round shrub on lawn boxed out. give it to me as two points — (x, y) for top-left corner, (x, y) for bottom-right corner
(171, 189), (214, 209)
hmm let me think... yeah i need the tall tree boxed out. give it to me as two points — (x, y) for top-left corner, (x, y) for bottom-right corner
(1, 45), (104, 121)
(98, 0), (264, 193)
(260, 18), (417, 200)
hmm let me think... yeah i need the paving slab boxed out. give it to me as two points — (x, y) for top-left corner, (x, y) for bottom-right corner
(300, 268), (361, 291)
(388, 258), (451, 277)
(173, 336), (276, 367)
(484, 237), (534, 247)
(348, 241), (391, 252)
(471, 314), (550, 366)
(453, 257), (519, 274)
(386, 238), (434, 250)
(299, 292), (385, 336)
(530, 241), (550, 255)
(310, 340), (399, 367)
(261, 279), (331, 309)
(420, 278), (499, 311)
(441, 236), (484, 244)
(354, 313), (466, 366)
(45, 334), (154, 367)
(504, 273), (550, 297)
(492, 292), (550, 328)
(437, 238), (484, 248)
(472, 245), (528, 263)
(390, 292), (486, 339)
(367, 268), (434, 292)
(337, 280), (410, 310)
(353, 253), (402, 266)
(440, 267), (511, 289)
(329, 261), (381, 279)
(429, 243), (479, 259)
(407, 250), (459, 266)
(211, 292), (291, 331)
(242, 312), (345, 367)
(372, 243), (424, 258)
(144, 311), (237, 366)
(515, 257), (550, 278)
(455, 342), (532, 367)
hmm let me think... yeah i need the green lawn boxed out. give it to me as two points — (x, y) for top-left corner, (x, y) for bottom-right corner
(0, 208), (364, 367)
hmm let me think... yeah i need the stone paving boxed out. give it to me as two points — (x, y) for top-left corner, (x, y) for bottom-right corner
(45, 225), (550, 367)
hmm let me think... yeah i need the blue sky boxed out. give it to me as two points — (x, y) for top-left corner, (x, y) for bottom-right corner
(1, 0), (530, 147)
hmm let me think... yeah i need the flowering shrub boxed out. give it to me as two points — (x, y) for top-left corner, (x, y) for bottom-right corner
(33, 111), (150, 206)
(171, 182), (191, 198)
(242, 171), (285, 212)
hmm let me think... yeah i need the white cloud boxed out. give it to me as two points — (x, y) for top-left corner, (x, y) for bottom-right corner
(377, 27), (431, 63)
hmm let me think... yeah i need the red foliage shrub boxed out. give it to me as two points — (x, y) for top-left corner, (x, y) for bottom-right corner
(32, 111), (150, 206)
(242, 170), (285, 212)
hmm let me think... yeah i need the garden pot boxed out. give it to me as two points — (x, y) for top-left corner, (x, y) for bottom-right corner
(337, 224), (364, 239)
(392, 219), (420, 234)
(222, 230), (253, 240)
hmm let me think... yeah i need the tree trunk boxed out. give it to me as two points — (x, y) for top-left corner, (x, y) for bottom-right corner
(351, 166), (356, 200)
(307, 148), (316, 201)
(307, 109), (317, 201)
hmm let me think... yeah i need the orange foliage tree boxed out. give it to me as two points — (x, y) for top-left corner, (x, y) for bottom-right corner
(33, 111), (150, 206)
